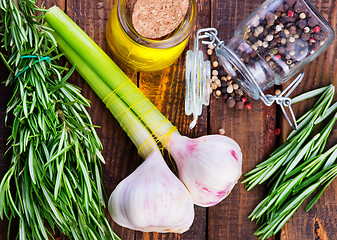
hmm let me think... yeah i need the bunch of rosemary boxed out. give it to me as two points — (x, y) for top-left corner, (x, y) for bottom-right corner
(0, 0), (119, 239)
(243, 85), (337, 239)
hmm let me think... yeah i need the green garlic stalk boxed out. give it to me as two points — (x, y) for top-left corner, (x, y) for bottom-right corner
(50, 28), (195, 233)
(46, 6), (243, 208)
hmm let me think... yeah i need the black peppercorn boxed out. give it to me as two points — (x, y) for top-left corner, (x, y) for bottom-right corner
(297, 19), (307, 29)
(269, 39), (278, 48)
(234, 94), (242, 102)
(243, 53), (250, 63)
(289, 25), (297, 35)
(286, 42), (295, 51)
(308, 17), (319, 27)
(266, 12), (276, 25)
(222, 92), (229, 100)
(280, 16), (290, 24)
(226, 97), (236, 108)
(278, 46), (286, 54)
(296, 28), (303, 36)
(221, 81), (227, 88)
(294, 2), (306, 13)
(236, 101), (244, 110)
(301, 33), (311, 41)
(314, 32), (325, 41)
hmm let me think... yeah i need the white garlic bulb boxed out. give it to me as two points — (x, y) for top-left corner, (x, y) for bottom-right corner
(108, 149), (195, 233)
(168, 132), (242, 207)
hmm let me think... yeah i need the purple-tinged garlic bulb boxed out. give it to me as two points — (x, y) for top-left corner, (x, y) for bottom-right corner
(168, 132), (242, 207)
(108, 149), (194, 233)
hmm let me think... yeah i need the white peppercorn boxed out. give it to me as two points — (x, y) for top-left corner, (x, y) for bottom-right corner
(289, 37), (295, 43)
(266, 35), (274, 42)
(212, 61), (219, 68)
(232, 83), (239, 90)
(275, 25), (282, 32)
(211, 75), (218, 81)
(219, 128), (225, 135)
(227, 84), (234, 94)
(299, 13), (306, 19)
(275, 89), (282, 95)
(207, 49), (213, 55)
(208, 43), (215, 50)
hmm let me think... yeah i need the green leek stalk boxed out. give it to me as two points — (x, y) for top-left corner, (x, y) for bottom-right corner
(45, 7), (176, 144)
(47, 27), (158, 158)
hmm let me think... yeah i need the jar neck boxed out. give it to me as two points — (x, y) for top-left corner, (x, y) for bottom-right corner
(117, 0), (197, 49)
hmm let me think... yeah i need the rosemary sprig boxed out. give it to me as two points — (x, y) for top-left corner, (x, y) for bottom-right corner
(0, 1), (119, 239)
(243, 85), (336, 191)
(243, 85), (337, 239)
(250, 143), (337, 240)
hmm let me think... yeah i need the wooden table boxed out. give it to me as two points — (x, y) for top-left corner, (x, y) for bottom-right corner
(1, 0), (337, 239)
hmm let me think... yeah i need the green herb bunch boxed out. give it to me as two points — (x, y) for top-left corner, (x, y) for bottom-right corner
(243, 86), (337, 239)
(0, 0), (119, 239)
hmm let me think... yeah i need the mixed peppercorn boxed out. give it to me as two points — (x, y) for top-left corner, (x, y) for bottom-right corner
(208, 43), (253, 110)
(240, 0), (331, 83)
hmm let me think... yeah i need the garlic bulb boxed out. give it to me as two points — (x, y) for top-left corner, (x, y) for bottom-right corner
(168, 132), (242, 207)
(108, 149), (195, 233)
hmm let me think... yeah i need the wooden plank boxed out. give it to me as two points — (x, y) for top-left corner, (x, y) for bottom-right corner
(135, 1), (211, 239)
(65, 0), (138, 239)
(280, 0), (337, 239)
(208, 0), (277, 239)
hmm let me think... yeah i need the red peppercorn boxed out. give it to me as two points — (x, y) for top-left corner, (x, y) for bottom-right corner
(288, 10), (294, 17)
(245, 102), (252, 110)
(274, 128), (281, 135)
(242, 97), (248, 103)
(275, 54), (282, 60)
(314, 26), (321, 33)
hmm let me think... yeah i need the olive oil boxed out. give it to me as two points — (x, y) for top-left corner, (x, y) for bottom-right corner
(106, 1), (196, 72)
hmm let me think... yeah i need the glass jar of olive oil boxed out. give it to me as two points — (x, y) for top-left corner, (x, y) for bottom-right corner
(106, 0), (197, 72)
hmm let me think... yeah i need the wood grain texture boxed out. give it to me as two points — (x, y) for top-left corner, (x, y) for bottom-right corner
(65, 0), (138, 239)
(1, 0), (337, 239)
(208, 1), (277, 239)
(136, 1), (211, 239)
(280, 0), (337, 239)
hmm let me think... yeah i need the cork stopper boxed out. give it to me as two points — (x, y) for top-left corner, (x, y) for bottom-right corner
(129, 0), (189, 39)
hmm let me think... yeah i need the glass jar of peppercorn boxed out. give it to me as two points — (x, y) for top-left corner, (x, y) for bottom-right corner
(216, 0), (335, 100)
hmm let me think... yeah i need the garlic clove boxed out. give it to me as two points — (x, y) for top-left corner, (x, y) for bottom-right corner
(168, 132), (242, 207)
(108, 149), (195, 233)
